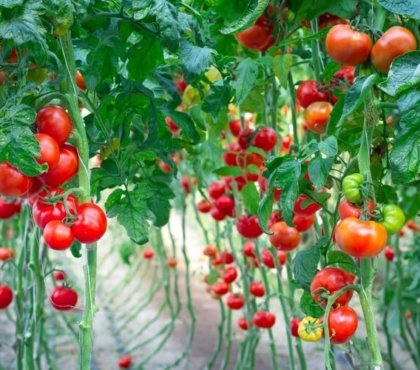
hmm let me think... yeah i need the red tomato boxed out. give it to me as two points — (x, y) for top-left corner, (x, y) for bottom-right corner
(293, 213), (315, 232)
(166, 258), (178, 268)
(208, 181), (226, 199)
(296, 80), (330, 108)
(328, 306), (358, 344)
(33, 194), (79, 229)
(165, 117), (179, 134)
(253, 128), (277, 152)
(238, 317), (249, 331)
(222, 266), (238, 284)
(223, 142), (241, 166)
(210, 207), (226, 221)
(181, 175), (191, 194)
(242, 241), (256, 258)
(36, 106), (73, 146)
(0, 198), (21, 219)
(261, 248), (287, 269)
(371, 26), (417, 73)
(269, 221), (300, 251)
(35, 133), (60, 169)
(50, 286), (78, 311)
(238, 128), (255, 150)
(249, 281), (265, 297)
(203, 245), (217, 258)
(40, 145), (78, 187)
(219, 250), (234, 264)
(226, 293), (245, 310)
(267, 210), (282, 229)
(143, 248), (154, 259)
(332, 66), (355, 87)
(54, 271), (66, 281)
(158, 159), (172, 173)
(0, 247), (14, 261)
(335, 218), (388, 258)
(383, 246), (395, 262)
(229, 119), (241, 137)
(118, 355), (132, 369)
(310, 267), (355, 308)
(236, 19), (274, 51)
(406, 220), (420, 232)
(72, 203), (107, 244)
(338, 198), (375, 220)
(318, 13), (347, 29)
(325, 25), (372, 65)
(212, 281), (230, 296)
(290, 318), (301, 337)
(304, 102), (333, 134)
(294, 195), (321, 216)
(214, 195), (235, 215)
(75, 70), (87, 90)
(236, 215), (263, 239)
(177, 77), (187, 94)
(197, 199), (212, 213)
(43, 221), (74, 250)
(0, 285), (13, 309)
(0, 162), (33, 197)
(282, 135), (293, 151)
(252, 311), (276, 329)
(237, 152), (265, 168)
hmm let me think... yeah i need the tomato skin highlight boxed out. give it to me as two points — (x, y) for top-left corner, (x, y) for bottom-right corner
(304, 102), (333, 134)
(0, 198), (21, 219)
(269, 221), (300, 251)
(50, 286), (78, 311)
(36, 106), (73, 146)
(335, 217), (388, 258)
(43, 221), (74, 250)
(325, 25), (372, 65)
(310, 267), (355, 308)
(72, 203), (107, 244)
(40, 145), (79, 187)
(371, 26), (417, 73)
(0, 285), (13, 309)
(328, 306), (358, 344)
(0, 162), (33, 197)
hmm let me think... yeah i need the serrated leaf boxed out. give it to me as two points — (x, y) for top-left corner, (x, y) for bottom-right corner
(166, 110), (202, 144)
(258, 191), (273, 233)
(0, 104), (44, 176)
(378, 0), (420, 20)
(153, 0), (180, 52)
(147, 181), (174, 227)
(326, 250), (358, 275)
(389, 89), (420, 184)
(241, 182), (259, 215)
(308, 156), (334, 190)
(318, 136), (338, 157)
(127, 36), (164, 82)
(293, 247), (321, 290)
(220, 0), (271, 34)
(379, 52), (420, 97)
(232, 58), (259, 104)
(180, 41), (215, 75)
(300, 291), (324, 318)
(202, 80), (231, 115)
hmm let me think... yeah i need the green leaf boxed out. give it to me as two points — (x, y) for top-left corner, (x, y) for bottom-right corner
(338, 74), (380, 125)
(293, 247), (321, 290)
(213, 166), (243, 176)
(319, 136), (338, 157)
(166, 110), (202, 144)
(258, 191), (273, 233)
(153, 0), (180, 52)
(379, 52), (420, 97)
(300, 291), (324, 318)
(240, 84), (265, 114)
(220, 0), (271, 34)
(308, 156), (334, 190)
(270, 158), (301, 225)
(0, 104), (45, 176)
(180, 41), (215, 75)
(290, 0), (357, 21)
(389, 89), (420, 184)
(273, 55), (300, 89)
(378, 0), (420, 20)
(127, 36), (164, 82)
(146, 181), (174, 227)
(202, 80), (231, 114)
(232, 58), (259, 104)
(241, 182), (260, 215)
(326, 251), (358, 275)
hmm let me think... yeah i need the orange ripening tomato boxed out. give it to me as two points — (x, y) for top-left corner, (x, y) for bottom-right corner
(325, 25), (372, 65)
(235, 17), (274, 52)
(371, 26), (417, 73)
(335, 217), (388, 258)
(304, 102), (333, 134)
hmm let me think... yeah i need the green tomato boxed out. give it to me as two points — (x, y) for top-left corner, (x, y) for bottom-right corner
(342, 173), (364, 203)
(381, 204), (405, 234)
